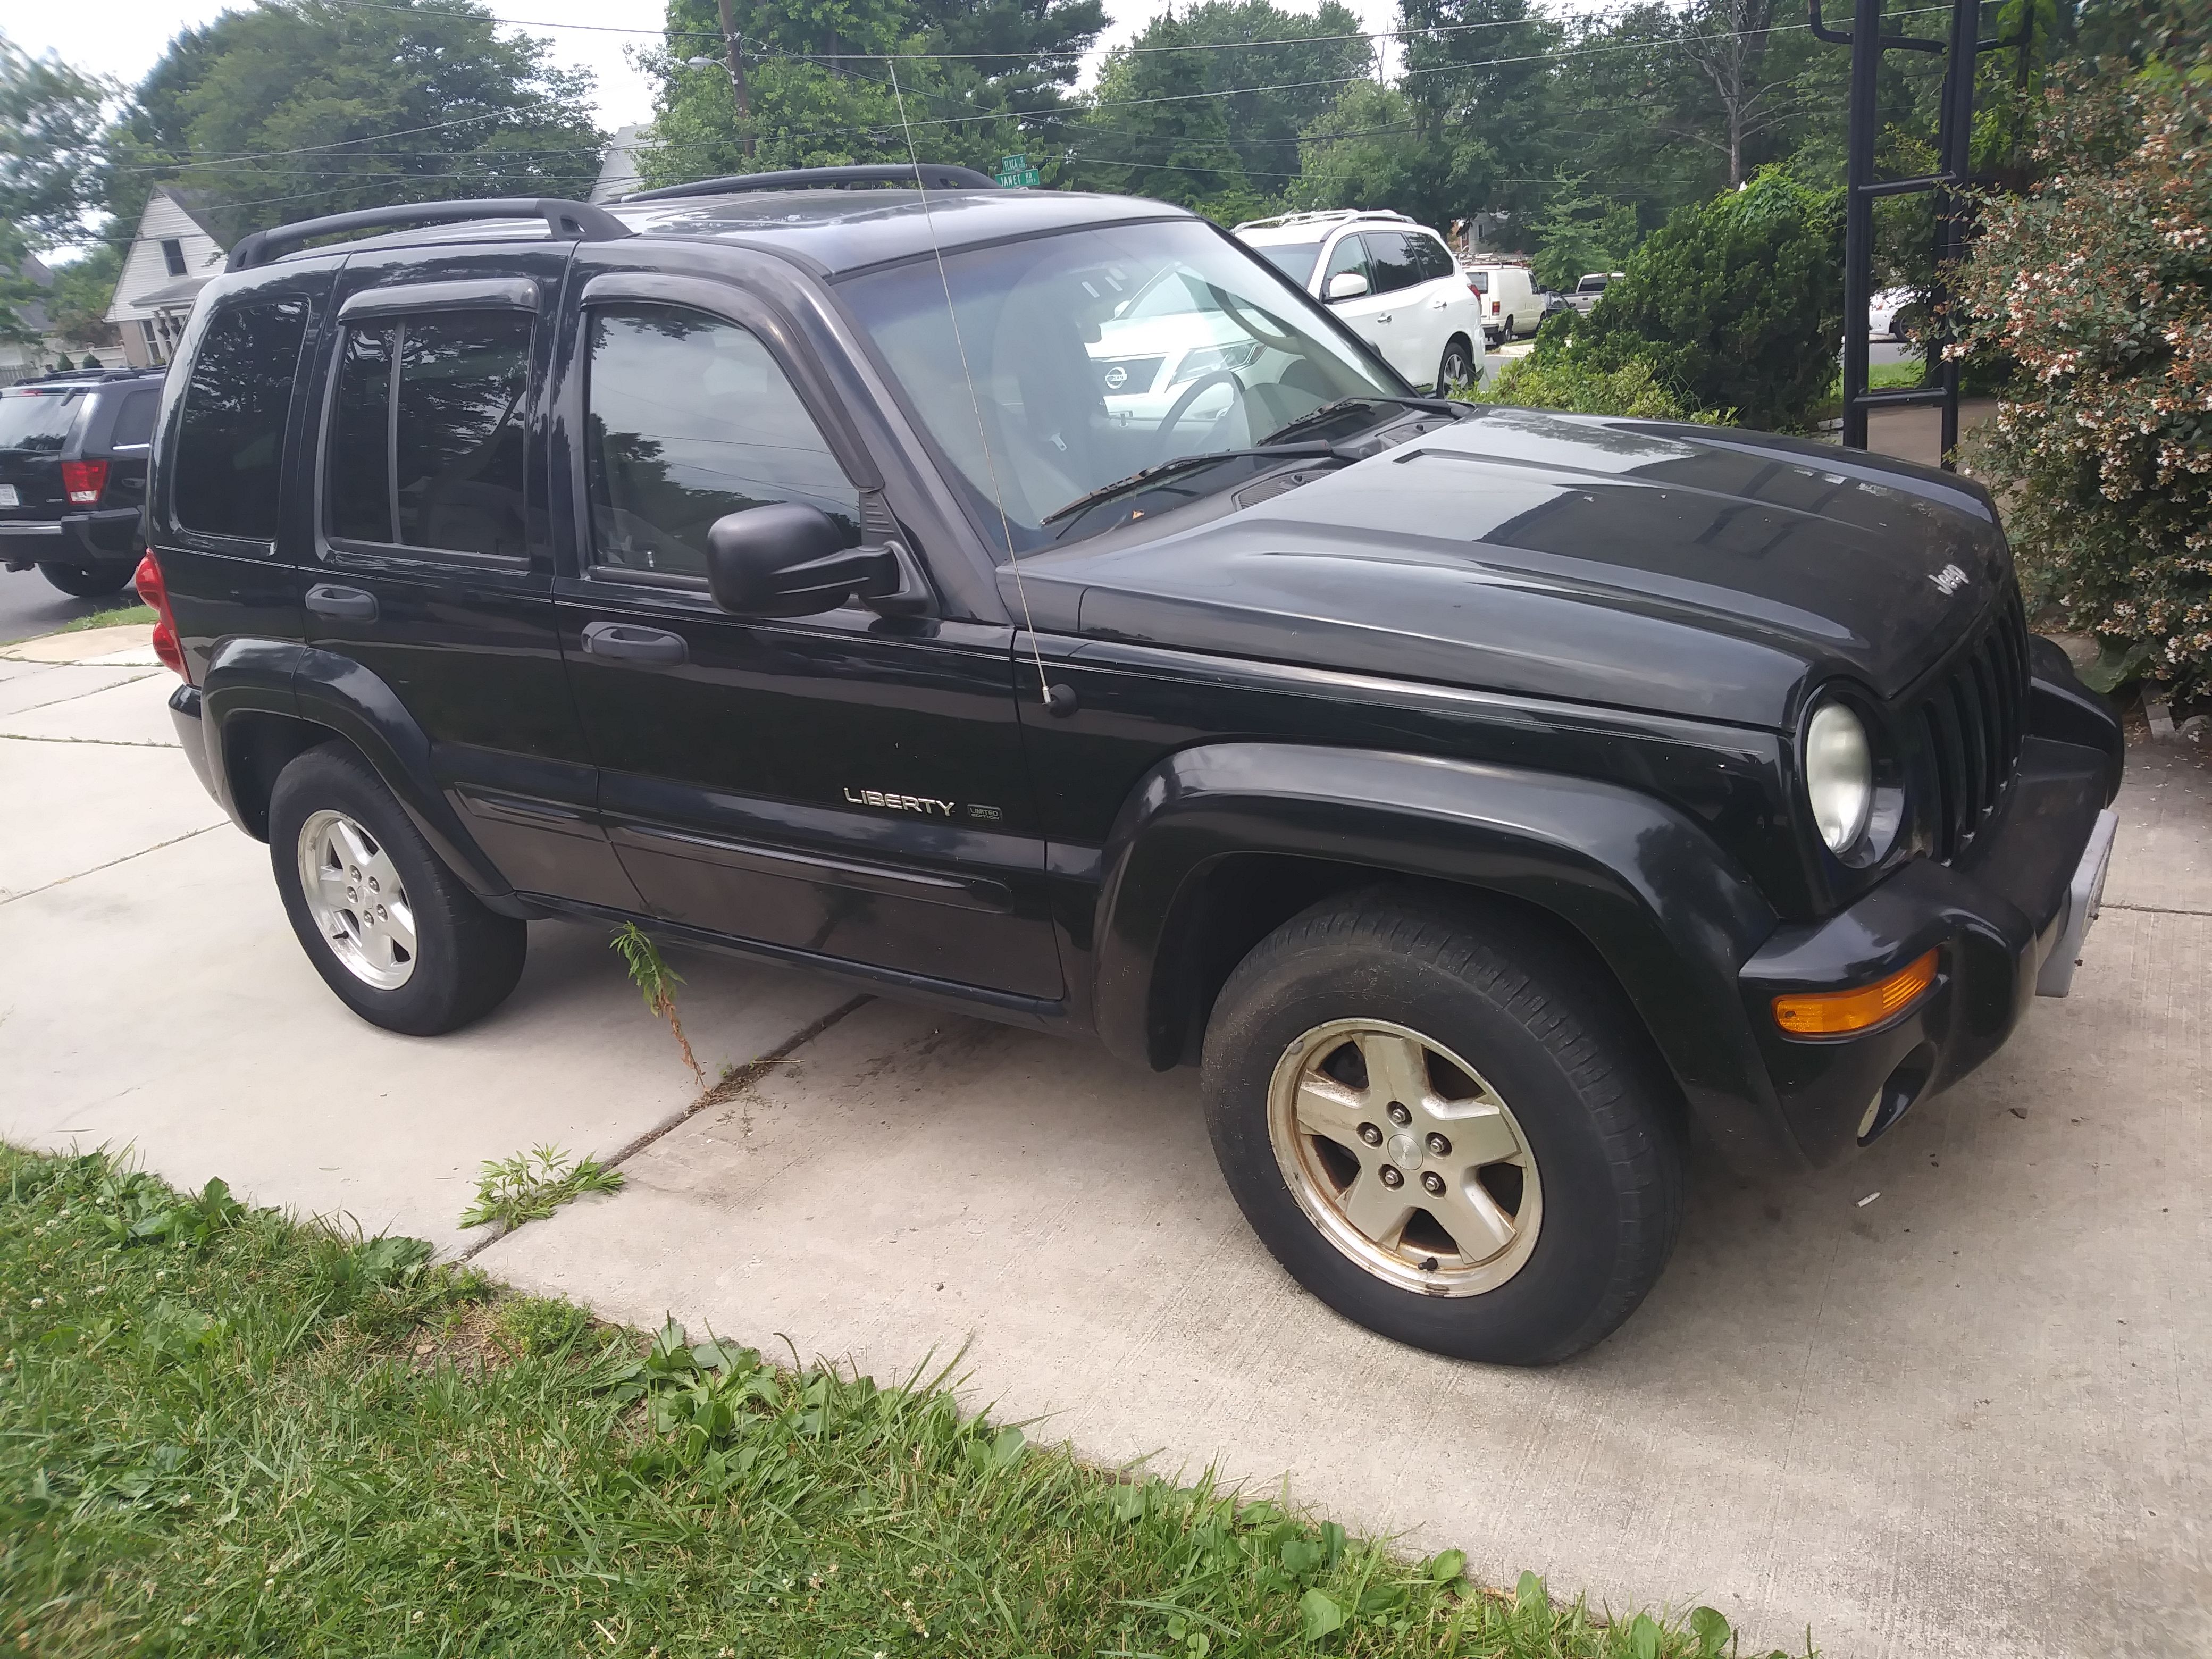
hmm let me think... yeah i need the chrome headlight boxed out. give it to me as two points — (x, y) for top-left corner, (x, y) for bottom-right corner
(1805, 700), (1874, 853)
(1168, 341), (1263, 386)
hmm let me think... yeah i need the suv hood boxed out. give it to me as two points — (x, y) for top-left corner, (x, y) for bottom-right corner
(1007, 406), (2012, 728)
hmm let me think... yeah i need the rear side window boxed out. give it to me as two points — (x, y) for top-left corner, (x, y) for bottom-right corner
(0, 388), (87, 454)
(173, 299), (310, 541)
(325, 311), (531, 560)
(1362, 232), (1422, 296)
(111, 390), (160, 448)
(583, 303), (858, 581)
(1409, 235), (1455, 282)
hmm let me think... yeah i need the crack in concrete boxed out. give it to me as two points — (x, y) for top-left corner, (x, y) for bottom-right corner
(0, 732), (177, 749)
(0, 822), (226, 908)
(453, 992), (872, 1262)
(2102, 900), (2212, 918)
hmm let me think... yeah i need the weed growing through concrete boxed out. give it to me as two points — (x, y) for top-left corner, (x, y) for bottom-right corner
(458, 1143), (623, 1235)
(1, 1146), (1809, 1658)
(611, 921), (704, 1086)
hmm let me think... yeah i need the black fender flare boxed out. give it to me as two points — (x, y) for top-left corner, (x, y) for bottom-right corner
(1091, 743), (1796, 1170)
(196, 640), (516, 907)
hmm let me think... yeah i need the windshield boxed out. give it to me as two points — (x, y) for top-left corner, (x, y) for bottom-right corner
(1252, 241), (1322, 287)
(839, 217), (1400, 554)
(0, 388), (87, 454)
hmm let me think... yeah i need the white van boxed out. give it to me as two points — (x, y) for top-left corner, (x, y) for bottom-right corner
(1462, 262), (1543, 344)
(1235, 210), (1491, 393)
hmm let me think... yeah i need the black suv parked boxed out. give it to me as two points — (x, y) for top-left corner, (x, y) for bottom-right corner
(1, 365), (167, 596)
(145, 176), (2123, 1364)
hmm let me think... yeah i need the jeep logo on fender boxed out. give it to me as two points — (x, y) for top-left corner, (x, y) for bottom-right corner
(844, 787), (956, 816)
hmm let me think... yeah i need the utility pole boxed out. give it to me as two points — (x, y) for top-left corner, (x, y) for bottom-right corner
(715, 0), (755, 160)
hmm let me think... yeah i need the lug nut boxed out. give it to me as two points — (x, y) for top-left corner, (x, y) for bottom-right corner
(1358, 1123), (1383, 1146)
(1426, 1132), (1451, 1157)
(1421, 1171), (1446, 1196)
(1379, 1166), (1404, 1188)
(1386, 1102), (1412, 1126)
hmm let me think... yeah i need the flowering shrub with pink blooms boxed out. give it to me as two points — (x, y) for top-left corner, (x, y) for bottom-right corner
(1954, 43), (2211, 697)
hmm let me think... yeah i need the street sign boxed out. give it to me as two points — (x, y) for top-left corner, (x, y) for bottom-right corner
(995, 153), (1040, 188)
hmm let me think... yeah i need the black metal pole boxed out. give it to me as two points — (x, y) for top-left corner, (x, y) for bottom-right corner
(1840, 0), (1883, 452)
(1932, 0), (1977, 464)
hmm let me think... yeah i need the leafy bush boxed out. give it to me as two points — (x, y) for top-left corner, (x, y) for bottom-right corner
(1540, 167), (1845, 432)
(1953, 28), (2212, 698)
(1460, 352), (1716, 421)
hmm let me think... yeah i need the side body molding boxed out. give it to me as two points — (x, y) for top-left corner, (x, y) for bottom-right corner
(195, 642), (520, 910)
(1090, 743), (1794, 1168)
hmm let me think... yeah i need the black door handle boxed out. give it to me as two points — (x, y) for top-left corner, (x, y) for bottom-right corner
(304, 583), (378, 622)
(581, 619), (688, 666)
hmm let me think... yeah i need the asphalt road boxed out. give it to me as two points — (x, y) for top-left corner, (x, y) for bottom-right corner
(0, 565), (129, 645)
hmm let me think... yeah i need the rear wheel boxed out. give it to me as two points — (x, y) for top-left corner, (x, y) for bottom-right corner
(1437, 336), (1477, 393)
(268, 743), (526, 1035)
(1201, 888), (1686, 1364)
(1496, 312), (1516, 343)
(39, 560), (135, 598)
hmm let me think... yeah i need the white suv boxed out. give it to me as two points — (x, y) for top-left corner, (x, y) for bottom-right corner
(1236, 210), (1490, 393)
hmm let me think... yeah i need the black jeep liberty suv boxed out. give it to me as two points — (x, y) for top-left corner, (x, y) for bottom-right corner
(144, 173), (2123, 1364)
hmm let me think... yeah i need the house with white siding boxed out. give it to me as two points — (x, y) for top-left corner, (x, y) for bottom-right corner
(104, 187), (228, 368)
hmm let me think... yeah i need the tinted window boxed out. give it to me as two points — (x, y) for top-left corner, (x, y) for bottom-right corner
(1407, 234), (1455, 282)
(1362, 232), (1422, 295)
(1321, 236), (1369, 291)
(585, 304), (858, 581)
(173, 299), (309, 541)
(325, 312), (530, 559)
(0, 388), (87, 454)
(1254, 241), (1322, 287)
(111, 390), (160, 448)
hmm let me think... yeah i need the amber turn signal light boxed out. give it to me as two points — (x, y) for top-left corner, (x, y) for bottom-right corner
(1772, 949), (1939, 1036)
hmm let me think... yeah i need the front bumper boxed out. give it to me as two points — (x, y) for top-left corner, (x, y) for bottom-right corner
(0, 507), (141, 569)
(1739, 735), (2117, 1166)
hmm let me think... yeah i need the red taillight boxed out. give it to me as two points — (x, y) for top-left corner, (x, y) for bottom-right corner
(61, 458), (108, 506)
(134, 552), (188, 681)
(1489, 299), (1501, 315)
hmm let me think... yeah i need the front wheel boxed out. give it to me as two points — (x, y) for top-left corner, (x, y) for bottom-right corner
(1201, 889), (1686, 1364)
(40, 561), (135, 598)
(268, 743), (526, 1035)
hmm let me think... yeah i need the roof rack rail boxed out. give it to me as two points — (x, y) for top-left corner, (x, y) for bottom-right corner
(226, 198), (632, 273)
(621, 164), (1001, 203)
(1232, 207), (1413, 232)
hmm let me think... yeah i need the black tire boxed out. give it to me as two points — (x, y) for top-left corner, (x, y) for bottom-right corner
(40, 560), (135, 598)
(267, 742), (526, 1035)
(1200, 887), (1686, 1365)
(1436, 336), (1476, 393)
(1497, 312), (1516, 343)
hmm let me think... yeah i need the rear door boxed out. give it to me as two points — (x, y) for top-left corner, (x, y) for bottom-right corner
(0, 384), (88, 543)
(548, 258), (1062, 999)
(300, 247), (636, 909)
(1355, 231), (1436, 382)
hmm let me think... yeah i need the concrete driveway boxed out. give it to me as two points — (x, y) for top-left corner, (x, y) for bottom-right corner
(3, 626), (2206, 1658)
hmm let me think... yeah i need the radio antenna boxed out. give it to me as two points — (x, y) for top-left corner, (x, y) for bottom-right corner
(887, 59), (1054, 707)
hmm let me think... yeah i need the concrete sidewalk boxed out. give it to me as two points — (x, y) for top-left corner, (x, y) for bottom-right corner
(2, 626), (2206, 1658)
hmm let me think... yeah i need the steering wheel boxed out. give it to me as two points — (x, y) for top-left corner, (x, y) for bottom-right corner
(1154, 370), (1249, 462)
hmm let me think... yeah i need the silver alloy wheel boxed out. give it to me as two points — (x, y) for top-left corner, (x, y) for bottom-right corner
(1267, 1018), (1543, 1296)
(296, 809), (418, 990)
(1440, 342), (1472, 391)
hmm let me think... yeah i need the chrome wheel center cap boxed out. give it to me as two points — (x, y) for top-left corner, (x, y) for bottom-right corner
(1386, 1131), (1423, 1171)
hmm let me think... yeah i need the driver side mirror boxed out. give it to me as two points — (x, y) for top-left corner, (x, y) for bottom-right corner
(705, 502), (900, 618)
(1324, 271), (1370, 303)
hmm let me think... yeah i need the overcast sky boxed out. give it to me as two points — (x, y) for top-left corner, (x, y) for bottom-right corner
(10, 0), (1423, 138)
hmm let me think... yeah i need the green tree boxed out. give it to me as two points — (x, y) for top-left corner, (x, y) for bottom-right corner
(45, 242), (123, 351)
(635, 0), (1101, 189)
(1545, 165), (1844, 430)
(1396, 0), (1561, 233)
(2, 33), (111, 342)
(1528, 173), (1638, 291)
(99, 0), (603, 244)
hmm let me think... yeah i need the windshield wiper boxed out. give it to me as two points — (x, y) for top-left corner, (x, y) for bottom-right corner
(1258, 394), (1474, 448)
(1041, 442), (1339, 528)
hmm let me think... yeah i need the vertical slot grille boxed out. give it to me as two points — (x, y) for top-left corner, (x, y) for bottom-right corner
(1915, 590), (2030, 861)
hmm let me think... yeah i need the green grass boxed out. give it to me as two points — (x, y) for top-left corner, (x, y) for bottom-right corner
(458, 1143), (624, 1236)
(55, 603), (154, 633)
(0, 1147), (1804, 1658)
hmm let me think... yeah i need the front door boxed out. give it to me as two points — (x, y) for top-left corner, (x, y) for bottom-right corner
(302, 247), (636, 910)
(1320, 234), (1397, 372)
(548, 266), (1062, 1001)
